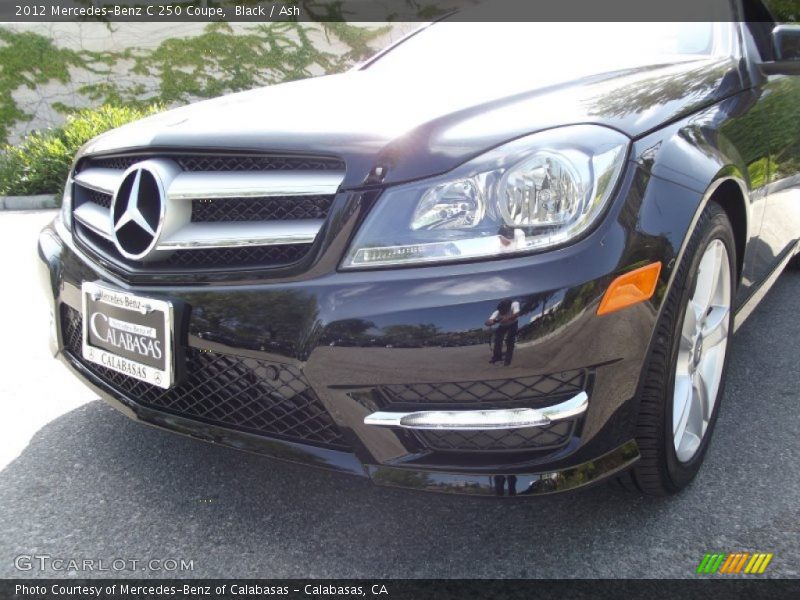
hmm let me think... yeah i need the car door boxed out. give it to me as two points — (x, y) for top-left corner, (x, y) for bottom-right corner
(743, 1), (800, 275)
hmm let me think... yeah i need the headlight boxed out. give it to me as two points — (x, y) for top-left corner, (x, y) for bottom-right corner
(59, 176), (73, 230)
(342, 125), (628, 269)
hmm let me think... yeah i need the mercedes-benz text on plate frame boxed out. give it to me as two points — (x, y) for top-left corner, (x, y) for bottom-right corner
(81, 282), (174, 389)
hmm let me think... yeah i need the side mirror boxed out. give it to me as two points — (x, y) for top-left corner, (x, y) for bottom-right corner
(774, 24), (800, 61)
(760, 24), (800, 75)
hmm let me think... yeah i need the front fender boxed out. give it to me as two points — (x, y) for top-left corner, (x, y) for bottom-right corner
(630, 90), (764, 308)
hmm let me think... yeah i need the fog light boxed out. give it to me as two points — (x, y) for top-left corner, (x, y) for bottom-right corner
(364, 392), (588, 430)
(400, 408), (549, 430)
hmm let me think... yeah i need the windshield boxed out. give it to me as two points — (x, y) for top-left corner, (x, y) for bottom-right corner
(366, 22), (734, 76)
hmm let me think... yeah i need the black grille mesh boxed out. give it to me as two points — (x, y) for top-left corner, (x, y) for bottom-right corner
(177, 155), (344, 172)
(379, 370), (586, 408)
(79, 156), (139, 171)
(415, 421), (574, 452)
(158, 244), (309, 270)
(61, 305), (348, 449)
(84, 188), (112, 209)
(191, 196), (333, 222)
(81, 154), (344, 172)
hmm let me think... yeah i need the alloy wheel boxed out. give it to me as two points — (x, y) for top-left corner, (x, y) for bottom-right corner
(672, 239), (731, 463)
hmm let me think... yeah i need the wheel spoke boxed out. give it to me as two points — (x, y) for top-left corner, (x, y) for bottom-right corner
(673, 374), (693, 439)
(692, 246), (717, 315)
(678, 430), (702, 462)
(697, 346), (723, 419)
(707, 241), (724, 307)
(702, 306), (729, 349)
(684, 372), (705, 438)
(682, 301), (699, 347)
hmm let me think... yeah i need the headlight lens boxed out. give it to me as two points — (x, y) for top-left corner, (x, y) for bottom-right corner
(411, 179), (485, 231)
(499, 151), (583, 228)
(342, 125), (628, 269)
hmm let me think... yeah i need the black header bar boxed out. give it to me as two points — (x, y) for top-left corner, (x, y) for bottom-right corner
(4, 579), (800, 600)
(0, 0), (783, 23)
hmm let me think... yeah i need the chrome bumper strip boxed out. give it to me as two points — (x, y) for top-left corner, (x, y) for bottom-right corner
(363, 391), (588, 430)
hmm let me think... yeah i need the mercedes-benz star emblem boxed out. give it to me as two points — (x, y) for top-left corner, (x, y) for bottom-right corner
(111, 164), (165, 260)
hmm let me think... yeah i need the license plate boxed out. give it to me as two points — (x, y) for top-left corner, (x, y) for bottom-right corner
(81, 282), (174, 389)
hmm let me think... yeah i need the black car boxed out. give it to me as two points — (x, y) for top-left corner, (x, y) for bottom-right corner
(38, 5), (800, 497)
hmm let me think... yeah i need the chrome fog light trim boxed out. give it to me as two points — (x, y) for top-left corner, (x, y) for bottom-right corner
(364, 391), (588, 430)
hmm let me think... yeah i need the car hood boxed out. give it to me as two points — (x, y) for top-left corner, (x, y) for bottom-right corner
(83, 55), (742, 187)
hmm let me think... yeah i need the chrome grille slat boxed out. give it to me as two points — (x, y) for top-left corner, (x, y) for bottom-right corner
(73, 168), (124, 195)
(157, 220), (323, 249)
(73, 169), (343, 201)
(167, 171), (343, 200)
(73, 202), (113, 240)
(76, 227), (311, 271)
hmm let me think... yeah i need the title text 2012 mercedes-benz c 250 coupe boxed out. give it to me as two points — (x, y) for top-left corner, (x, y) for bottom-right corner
(38, 6), (800, 497)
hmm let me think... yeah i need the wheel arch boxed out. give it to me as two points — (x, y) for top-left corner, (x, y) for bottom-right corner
(699, 174), (749, 288)
(647, 160), (752, 307)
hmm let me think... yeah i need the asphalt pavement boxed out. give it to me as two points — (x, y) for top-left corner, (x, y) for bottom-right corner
(0, 210), (797, 578)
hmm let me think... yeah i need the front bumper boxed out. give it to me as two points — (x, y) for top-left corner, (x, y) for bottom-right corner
(57, 347), (641, 496)
(38, 162), (686, 495)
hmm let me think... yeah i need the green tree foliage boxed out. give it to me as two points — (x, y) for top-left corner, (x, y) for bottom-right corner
(0, 104), (161, 195)
(765, 0), (799, 21)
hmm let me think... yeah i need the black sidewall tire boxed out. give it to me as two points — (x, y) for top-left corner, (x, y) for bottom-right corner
(663, 209), (736, 490)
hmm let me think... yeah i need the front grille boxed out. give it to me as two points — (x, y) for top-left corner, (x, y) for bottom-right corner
(376, 370), (587, 409)
(60, 305), (349, 449)
(71, 151), (344, 276)
(191, 195), (333, 222)
(79, 154), (345, 173)
(415, 421), (574, 452)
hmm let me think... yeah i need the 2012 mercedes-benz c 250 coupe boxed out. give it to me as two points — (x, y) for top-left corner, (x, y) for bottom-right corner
(38, 5), (800, 497)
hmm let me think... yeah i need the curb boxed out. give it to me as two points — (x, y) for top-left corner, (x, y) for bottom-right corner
(0, 195), (59, 211)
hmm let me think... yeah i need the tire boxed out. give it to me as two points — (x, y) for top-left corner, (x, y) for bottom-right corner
(626, 202), (736, 496)
(788, 253), (800, 270)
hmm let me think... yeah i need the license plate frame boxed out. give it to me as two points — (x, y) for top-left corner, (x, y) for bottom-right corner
(81, 281), (174, 389)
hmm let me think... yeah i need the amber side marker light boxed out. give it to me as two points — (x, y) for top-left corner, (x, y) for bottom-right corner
(597, 261), (662, 316)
